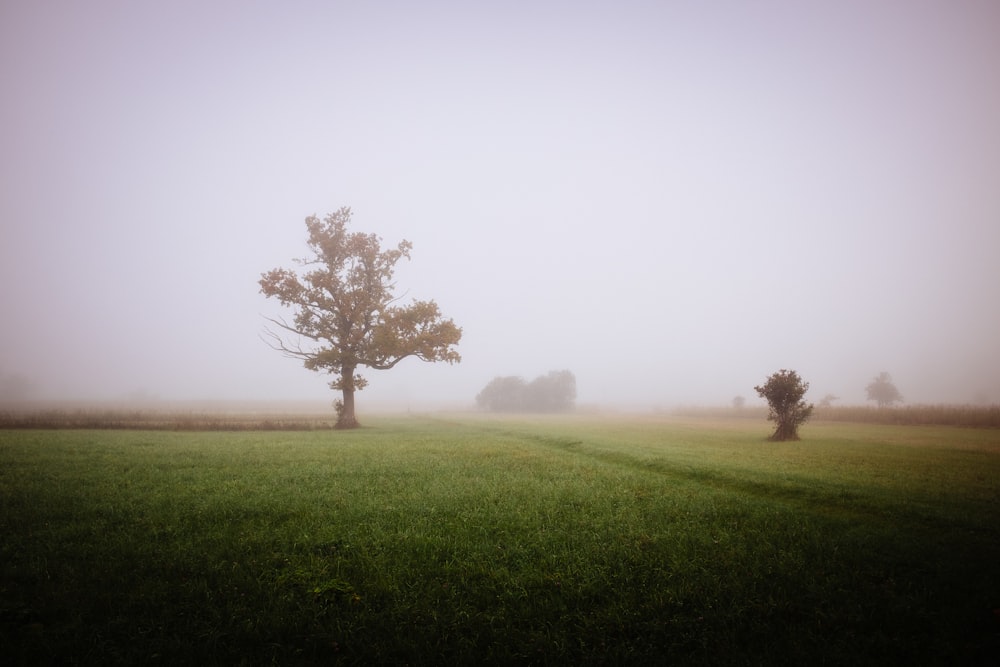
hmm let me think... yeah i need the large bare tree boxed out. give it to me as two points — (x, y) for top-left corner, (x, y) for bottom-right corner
(259, 208), (462, 428)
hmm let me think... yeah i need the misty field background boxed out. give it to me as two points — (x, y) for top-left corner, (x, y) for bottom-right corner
(2, 415), (998, 665)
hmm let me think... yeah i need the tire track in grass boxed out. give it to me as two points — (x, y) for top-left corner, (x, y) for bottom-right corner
(488, 425), (1000, 543)
(500, 423), (1000, 643)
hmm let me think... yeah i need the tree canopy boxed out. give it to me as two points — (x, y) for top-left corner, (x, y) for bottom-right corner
(866, 372), (902, 408)
(259, 208), (462, 428)
(754, 369), (814, 441)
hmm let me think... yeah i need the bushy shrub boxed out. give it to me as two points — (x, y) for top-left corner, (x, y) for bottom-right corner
(754, 369), (814, 441)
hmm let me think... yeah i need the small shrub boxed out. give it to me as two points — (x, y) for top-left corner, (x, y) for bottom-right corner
(754, 369), (814, 441)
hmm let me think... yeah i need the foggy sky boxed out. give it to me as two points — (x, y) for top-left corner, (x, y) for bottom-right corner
(2, 0), (999, 409)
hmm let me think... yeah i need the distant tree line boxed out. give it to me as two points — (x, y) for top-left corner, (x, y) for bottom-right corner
(476, 370), (576, 412)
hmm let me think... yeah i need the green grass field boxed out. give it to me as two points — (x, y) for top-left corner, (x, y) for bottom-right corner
(2, 415), (998, 665)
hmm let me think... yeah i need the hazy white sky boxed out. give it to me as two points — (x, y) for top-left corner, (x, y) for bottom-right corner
(2, 0), (999, 408)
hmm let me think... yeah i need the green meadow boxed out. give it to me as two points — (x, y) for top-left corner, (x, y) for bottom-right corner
(1, 415), (998, 665)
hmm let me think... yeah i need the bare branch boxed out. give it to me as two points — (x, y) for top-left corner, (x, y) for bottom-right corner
(366, 354), (413, 371)
(260, 315), (319, 360)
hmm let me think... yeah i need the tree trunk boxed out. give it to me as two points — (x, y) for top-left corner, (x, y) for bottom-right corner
(771, 414), (799, 441)
(336, 365), (361, 429)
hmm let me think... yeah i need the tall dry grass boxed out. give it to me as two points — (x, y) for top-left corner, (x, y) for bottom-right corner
(3, 403), (999, 430)
(814, 404), (1000, 428)
(671, 403), (1000, 428)
(0, 408), (336, 430)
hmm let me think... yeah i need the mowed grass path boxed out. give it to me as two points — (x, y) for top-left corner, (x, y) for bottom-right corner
(1, 416), (998, 665)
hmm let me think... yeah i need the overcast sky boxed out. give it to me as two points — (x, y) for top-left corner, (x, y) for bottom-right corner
(2, 0), (998, 409)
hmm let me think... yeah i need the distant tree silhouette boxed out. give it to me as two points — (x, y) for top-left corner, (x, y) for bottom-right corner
(754, 369), (814, 441)
(866, 372), (902, 408)
(475, 376), (527, 412)
(525, 370), (577, 412)
(476, 370), (576, 412)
